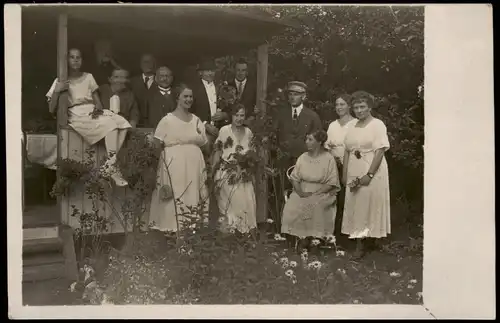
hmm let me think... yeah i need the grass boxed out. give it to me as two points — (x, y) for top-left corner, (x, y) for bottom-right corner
(22, 198), (423, 306)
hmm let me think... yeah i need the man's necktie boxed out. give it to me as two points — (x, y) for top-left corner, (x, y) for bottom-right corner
(144, 76), (150, 88)
(237, 82), (243, 99)
(293, 108), (298, 122)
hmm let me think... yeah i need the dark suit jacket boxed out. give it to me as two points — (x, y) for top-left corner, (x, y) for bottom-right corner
(271, 104), (323, 160)
(227, 78), (257, 118)
(190, 79), (230, 129)
(145, 86), (176, 129)
(190, 78), (214, 123)
(98, 84), (140, 125)
(129, 75), (156, 127)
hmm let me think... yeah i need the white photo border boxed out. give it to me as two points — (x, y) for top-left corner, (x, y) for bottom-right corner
(6, 3), (495, 319)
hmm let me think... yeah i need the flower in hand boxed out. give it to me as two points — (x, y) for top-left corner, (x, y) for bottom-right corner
(89, 108), (103, 119)
(348, 177), (361, 192)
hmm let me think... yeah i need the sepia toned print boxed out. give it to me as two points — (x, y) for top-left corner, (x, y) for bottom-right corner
(19, 4), (424, 307)
(8, 3), (494, 320)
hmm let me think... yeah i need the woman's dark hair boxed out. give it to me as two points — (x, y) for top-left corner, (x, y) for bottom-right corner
(336, 93), (352, 106)
(230, 103), (246, 117)
(308, 130), (329, 147)
(171, 83), (192, 102)
(351, 90), (376, 109)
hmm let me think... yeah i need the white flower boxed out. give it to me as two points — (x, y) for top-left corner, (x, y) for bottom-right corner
(271, 252), (279, 258)
(308, 261), (322, 270)
(336, 250), (345, 257)
(189, 223), (196, 229)
(69, 282), (77, 292)
(274, 233), (286, 241)
(285, 269), (294, 277)
(337, 268), (346, 275)
(218, 216), (225, 223)
(409, 279), (418, 284)
(325, 234), (336, 244)
(417, 292), (423, 300)
(300, 250), (308, 262)
(289, 261), (298, 268)
(229, 228), (235, 234)
(389, 271), (402, 277)
(311, 239), (321, 246)
(277, 88), (283, 93)
(266, 218), (274, 224)
(407, 284), (415, 289)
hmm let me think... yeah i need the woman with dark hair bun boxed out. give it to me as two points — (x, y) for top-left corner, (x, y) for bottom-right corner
(342, 90), (391, 258)
(281, 129), (341, 251)
(148, 83), (210, 236)
(211, 103), (257, 234)
(325, 93), (358, 239)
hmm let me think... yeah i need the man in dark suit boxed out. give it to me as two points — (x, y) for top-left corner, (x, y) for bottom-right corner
(99, 68), (140, 128)
(90, 39), (122, 86)
(227, 57), (257, 124)
(129, 54), (157, 127)
(144, 66), (176, 129)
(190, 60), (229, 139)
(270, 81), (323, 228)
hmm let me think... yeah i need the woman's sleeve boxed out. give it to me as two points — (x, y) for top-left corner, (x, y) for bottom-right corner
(87, 73), (99, 93)
(323, 156), (340, 187)
(324, 122), (334, 149)
(195, 116), (209, 147)
(289, 155), (302, 182)
(154, 116), (169, 142)
(373, 120), (390, 151)
(45, 78), (58, 102)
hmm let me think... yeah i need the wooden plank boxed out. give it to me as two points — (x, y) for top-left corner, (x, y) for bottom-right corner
(23, 262), (66, 283)
(60, 128), (69, 225)
(255, 43), (269, 224)
(23, 237), (63, 255)
(23, 252), (65, 267)
(56, 12), (68, 226)
(23, 226), (59, 241)
(59, 224), (78, 281)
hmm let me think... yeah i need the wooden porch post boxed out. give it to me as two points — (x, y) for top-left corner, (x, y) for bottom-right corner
(255, 43), (269, 225)
(56, 12), (68, 222)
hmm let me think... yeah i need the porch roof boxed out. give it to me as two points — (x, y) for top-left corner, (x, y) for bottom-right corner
(22, 5), (294, 66)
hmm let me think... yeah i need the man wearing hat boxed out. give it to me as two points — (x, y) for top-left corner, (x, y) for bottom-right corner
(190, 60), (229, 139)
(270, 80), (322, 225)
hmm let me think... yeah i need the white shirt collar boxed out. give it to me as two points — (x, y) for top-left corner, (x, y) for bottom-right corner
(292, 103), (304, 117)
(202, 79), (215, 87)
(235, 78), (247, 86)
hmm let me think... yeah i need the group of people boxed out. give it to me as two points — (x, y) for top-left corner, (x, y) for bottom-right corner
(46, 45), (391, 258)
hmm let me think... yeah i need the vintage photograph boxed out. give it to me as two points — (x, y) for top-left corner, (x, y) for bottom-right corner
(20, 4), (425, 307)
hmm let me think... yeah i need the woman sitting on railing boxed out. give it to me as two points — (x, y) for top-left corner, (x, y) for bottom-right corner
(46, 48), (131, 187)
(281, 130), (341, 252)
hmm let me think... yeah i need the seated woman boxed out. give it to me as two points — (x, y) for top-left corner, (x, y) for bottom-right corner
(148, 83), (209, 235)
(281, 130), (341, 251)
(212, 103), (257, 234)
(46, 48), (131, 186)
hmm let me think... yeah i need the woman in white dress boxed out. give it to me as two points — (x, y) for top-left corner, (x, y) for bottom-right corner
(46, 48), (131, 186)
(342, 91), (391, 258)
(149, 84), (209, 234)
(325, 93), (358, 238)
(281, 130), (341, 251)
(212, 104), (257, 234)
